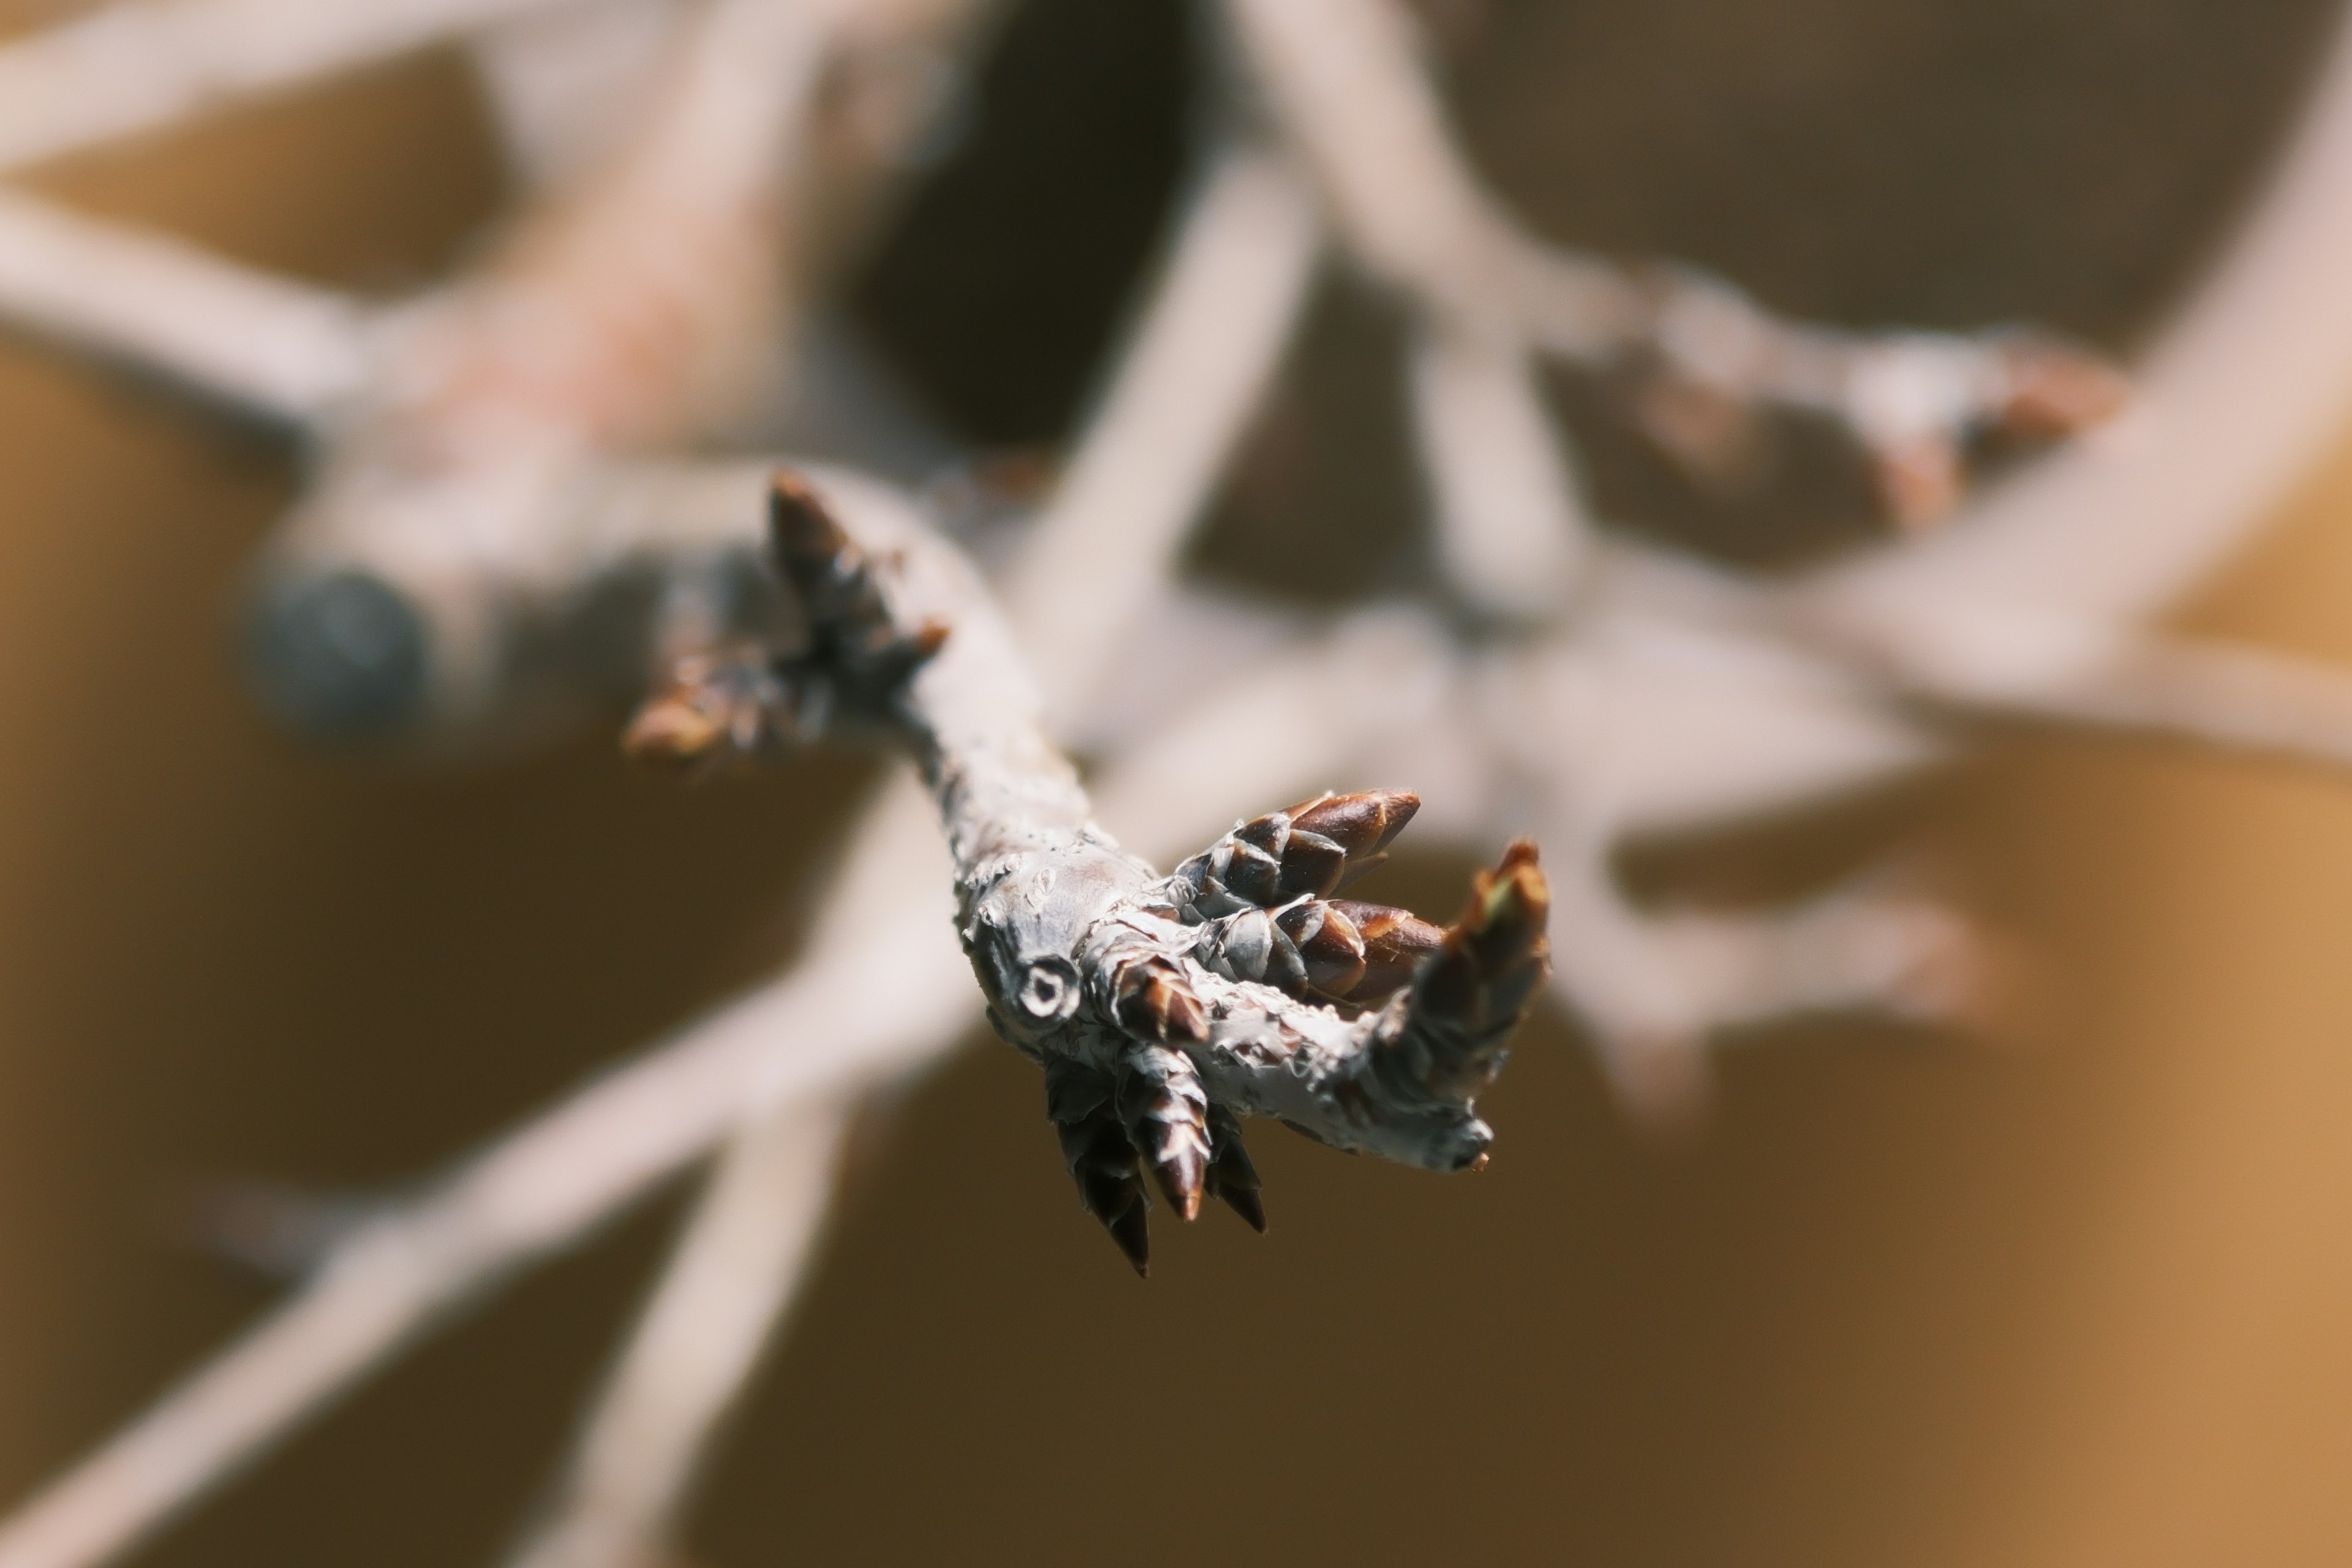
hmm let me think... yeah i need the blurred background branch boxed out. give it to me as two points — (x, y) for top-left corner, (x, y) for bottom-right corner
(6, 1), (2352, 1565)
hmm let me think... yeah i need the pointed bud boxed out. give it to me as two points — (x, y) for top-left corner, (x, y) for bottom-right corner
(1385, 840), (1553, 1102)
(1275, 900), (1366, 998)
(621, 690), (730, 774)
(1203, 1105), (1265, 1233)
(767, 470), (853, 580)
(1112, 957), (1207, 1046)
(1330, 900), (1447, 1000)
(767, 469), (892, 639)
(1177, 790), (1423, 918)
(1105, 1205), (1151, 1275)
(1458, 839), (1549, 974)
(1047, 1063), (1153, 1275)
(1287, 790), (1419, 865)
(622, 647), (793, 775)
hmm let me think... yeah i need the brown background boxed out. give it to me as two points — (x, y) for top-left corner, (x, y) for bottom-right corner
(3, 1), (2352, 1563)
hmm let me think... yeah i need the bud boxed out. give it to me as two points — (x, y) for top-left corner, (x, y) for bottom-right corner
(1329, 900), (1446, 1000)
(620, 690), (730, 773)
(1275, 900), (1366, 998)
(1046, 1061), (1152, 1276)
(767, 470), (853, 581)
(1203, 1104), (1265, 1233)
(1384, 840), (1552, 1102)
(767, 470), (892, 648)
(620, 646), (793, 776)
(1112, 956), (1207, 1045)
(1283, 789), (1420, 895)
(1172, 789), (1420, 917)
(1118, 1046), (1210, 1223)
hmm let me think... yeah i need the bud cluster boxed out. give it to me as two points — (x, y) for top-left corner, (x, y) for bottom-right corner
(623, 474), (949, 775)
(1041, 794), (1552, 1270)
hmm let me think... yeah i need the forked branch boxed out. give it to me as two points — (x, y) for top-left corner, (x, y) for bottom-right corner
(1223, 0), (2127, 527)
(630, 473), (1554, 1270)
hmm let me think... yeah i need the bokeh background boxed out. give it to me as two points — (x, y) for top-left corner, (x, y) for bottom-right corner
(4, 1), (2352, 1562)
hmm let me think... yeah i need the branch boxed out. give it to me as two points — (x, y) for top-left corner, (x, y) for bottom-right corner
(1221, 0), (2125, 527)
(998, 143), (1320, 720)
(630, 473), (1553, 1268)
(0, 0), (589, 174)
(0, 487), (1487, 1568)
(1802, 2), (2352, 621)
(243, 0), (989, 740)
(0, 187), (373, 423)
(1785, 593), (2352, 777)
(501, 1093), (856, 1568)
(0, 759), (968, 1568)
(1406, 312), (1592, 617)
(466, 0), (690, 190)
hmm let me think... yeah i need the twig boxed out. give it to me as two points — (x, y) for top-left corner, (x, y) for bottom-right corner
(1222, 0), (2124, 525)
(1808, 0), (2352, 618)
(0, 0), (590, 173)
(0, 135), (1379, 1532)
(1000, 143), (1320, 721)
(1806, 605), (2352, 776)
(239, 0), (988, 739)
(1406, 312), (1591, 617)
(0, 186), (372, 422)
(467, 0), (690, 190)
(502, 1093), (856, 1568)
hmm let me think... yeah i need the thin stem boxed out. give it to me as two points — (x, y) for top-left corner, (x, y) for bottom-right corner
(0, 0), (587, 173)
(502, 1094), (858, 1568)
(1001, 143), (1320, 722)
(0, 187), (372, 423)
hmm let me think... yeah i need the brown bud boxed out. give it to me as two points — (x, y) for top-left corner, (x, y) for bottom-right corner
(1275, 900), (1366, 998)
(1117, 1046), (1210, 1226)
(1112, 957), (1207, 1046)
(1287, 790), (1419, 877)
(767, 470), (894, 641)
(1458, 839), (1548, 965)
(1329, 900), (1447, 1000)
(1874, 438), (1964, 532)
(1047, 1062), (1153, 1276)
(1203, 1104), (1265, 1233)
(1142, 1139), (1205, 1224)
(767, 470), (853, 577)
(1994, 336), (2129, 440)
(621, 690), (731, 774)
(622, 647), (791, 776)
(1103, 1202), (1151, 1274)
